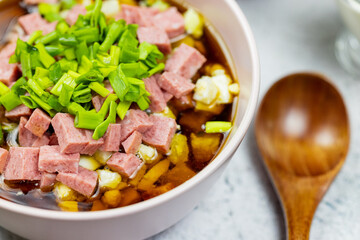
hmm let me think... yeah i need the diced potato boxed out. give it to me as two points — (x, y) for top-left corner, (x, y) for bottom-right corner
(101, 190), (122, 208)
(169, 94), (195, 112)
(129, 164), (147, 187)
(160, 163), (196, 186)
(116, 182), (129, 190)
(53, 182), (78, 201)
(211, 73), (233, 104)
(79, 155), (101, 171)
(137, 144), (158, 164)
(229, 83), (240, 95)
(190, 133), (222, 163)
(195, 101), (225, 115)
(153, 106), (176, 119)
(142, 183), (175, 200)
(93, 150), (113, 165)
(151, 0), (170, 11)
(179, 110), (213, 133)
(58, 201), (78, 212)
(184, 8), (204, 39)
(97, 169), (122, 190)
(91, 200), (107, 211)
(138, 159), (170, 191)
(101, 0), (121, 18)
(193, 76), (219, 105)
(205, 63), (227, 76)
(172, 35), (195, 49)
(120, 187), (142, 207)
(168, 134), (189, 165)
(119, 0), (137, 6)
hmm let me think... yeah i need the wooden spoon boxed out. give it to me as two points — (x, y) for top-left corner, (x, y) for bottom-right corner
(0, 0), (25, 45)
(255, 73), (350, 240)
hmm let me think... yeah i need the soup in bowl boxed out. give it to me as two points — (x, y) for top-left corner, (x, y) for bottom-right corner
(0, 0), (259, 239)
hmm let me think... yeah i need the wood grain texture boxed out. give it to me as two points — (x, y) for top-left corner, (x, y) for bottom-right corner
(255, 73), (350, 240)
(0, 0), (24, 44)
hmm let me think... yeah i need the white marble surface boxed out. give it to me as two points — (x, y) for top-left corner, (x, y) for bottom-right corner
(2, 0), (360, 239)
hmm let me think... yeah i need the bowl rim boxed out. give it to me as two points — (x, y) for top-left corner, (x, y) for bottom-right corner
(0, 0), (260, 221)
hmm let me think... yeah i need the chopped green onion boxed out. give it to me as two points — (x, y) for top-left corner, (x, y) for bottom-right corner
(97, 93), (118, 118)
(91, 0), (103, 28)
(64, 48), (76, 60)
(0, 125), (4, 145)
(93, 100), (116, 140)
(59, 83), (74, 106)
(75, 41), (89, 63)
(99, 21), (125, 52)
(11, 77), (27, 95)
(76, 69), (104, 84)
(119, 45), (139, 63)
(121, 62), (148, 79)
(108, 67), (129, 101)
(75, 111), (103, 129)
(56, 20), (70, 34)
(109, 45), (120, 66)
(136, 95), (150, 110)
(27, 30), (43, 45)
(35, 43), (56, 68)
(20, 95), (39, 109)
(116, 101), (131, 120)
(51, 72), (77, 96)
(35, 31), (59, 45)
(59, 34), (78, 46)
(47, 95), (64, 111)
(205, 121), (232, 133)
(67, 102), (85, 115)
(49, 62), (63, 83)
(58, 58), (78, 72)
(20, 51), (32, 78)
(28, 78), (46, 96)
(74, 27), (100, 44)
(39, 3), (61, 22)
(45, 45), (64, 57)
(61, 0), (77, 10)
(0, 82), (10, 96)
(89, 82), (110, 97)
(0, 91), (22, 111)
(148, 63), (165, 76)
(29, 93), (56, 117)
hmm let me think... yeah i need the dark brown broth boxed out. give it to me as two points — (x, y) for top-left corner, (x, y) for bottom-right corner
(0, 0), (235, 211)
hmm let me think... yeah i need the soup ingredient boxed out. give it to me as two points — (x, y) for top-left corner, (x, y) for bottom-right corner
(137, 144), (158, 163)
(56, 166), (98, 197)
(25, 108), (52, 137)
(79, 155), (102, 171)
(138, 159), (170, 191)
(158, 72), (195, 99)
(97, 169), (122, 190)
(38, 145), (80, 173)
(119, 187), (141, 206)
(184, 8), (204, 39)
(99, 124), (122, 152)
(205, 121), (232, 133)
(160, 163), (196, 187)
(58, 201), (78, 212)
(190, 133), (222, 163)
(143, 75), (167, 112)
(122, 131), (142, 154)
(93, 150), (113, 165)
(137, 27), (171, 54)
(0, 148), (9, 173)
(107, 152), (143, 178)
(168, 133), (189, 165)
(40, 172), (57, 190)
(53, 182), (78, 201)
(152, 7), (185, 38)
(101, 190), (122, 208)
(5, 104), (32, 119)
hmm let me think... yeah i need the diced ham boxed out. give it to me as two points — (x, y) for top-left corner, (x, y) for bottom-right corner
(49, 133), (58, 145)
(92, 95), (106, 112)
(38, 145), (80, 173)
(142, 115), (177, 153)
(100, 124), (122, 152)
(158, 72), (195, 99)
(144, 75), (166, 112)
(122, 131), (142, 154)
(5, 104), (32, 119)
(19, 117), (38, 147)
(120, 4), (158, 27)
(137, 27), (171, 54)
(0, 42), (16, 59)
(163, 91), (173, 102)
(39, 172), (57, 190)
(18, 13), (57, 35)
(24, 0), (57, 5)
(119, 109), (153, 142)
(81, 130), (104, 156)
(152, 7), (185, 38)
(107, 153), (143, 178)
(4, 147), (41, 181)
(32, 135), (50, 147)
(0, 148), (9, 174)
(51, 113), (89, 154)
(0, 58), (19, 86)
(165, 43), (206, 79)
(65, 4), (87, 26)
(56, 166), (98, 197)
(25, 109), (51, 137)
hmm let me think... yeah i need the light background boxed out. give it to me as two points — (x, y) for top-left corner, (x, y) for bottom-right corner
(2, 0), (360, 239)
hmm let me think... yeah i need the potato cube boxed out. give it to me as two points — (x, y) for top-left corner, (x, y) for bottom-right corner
(79, 155), (101, 171)
(129, 164), (147, 187)
(58, 201), (78, 212)
(190, 133), (222, 163)
(101, 190), (122, 208)
(138, 159), (170, 191)
(160, 163), (196, 186)
(93, 151), (113, 165)
(168, 134), (189, 165)
(137, 144), (158, 164)
(91, 200), (107, 211)
(120, 187), (142, 207)
(97, 169), (122, 190)
(53, 182), (78, 201)
(142, 183), (175, 200)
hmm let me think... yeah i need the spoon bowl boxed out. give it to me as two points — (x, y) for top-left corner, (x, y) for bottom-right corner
(255, 73), (350, 240)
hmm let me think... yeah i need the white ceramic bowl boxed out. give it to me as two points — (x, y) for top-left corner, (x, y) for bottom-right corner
(0, 0), (259, 239)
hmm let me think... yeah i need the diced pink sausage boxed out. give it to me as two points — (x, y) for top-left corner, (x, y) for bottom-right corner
(51, 113), (89, 154)
(122, 131), (142, 154)
(162, 91), (173, 102)
(32, 134), (50, 147)
(38, 145), (80, 173)
(49, 133), (58, 145)
(165, 43), (206, 79)
(143, 75), (166, 113)
(25, 109), (51, 137)
(92, 95), (106, 112)
(66, 4), (87, 26)
(5, 104), (32, 119)
(0, 148), (9, 174)
(0, 58), (19, 86)
(19, 117), (38, 147)
(119, 109), (153, 142)
(18, 13), (57, 35)
(153, 7), (185, 38)
(4, 147), (41, 181)
(81, 130), (104, 156)
(158, 72), (195, 99)
(142, 115), (177, 153)
(56, 166), (98, 197)
(24, 0), (57, 5)
(137, 27), (171, 54)
(120, 5), (158, 26)
(100, 124), (122, 152)
(40, 172), (57, 190)
(107, 153), (143, 178)
(0, 42), (16, 59)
